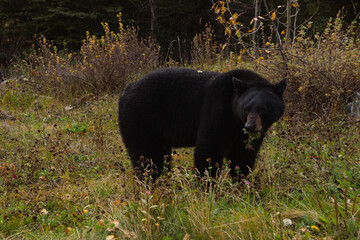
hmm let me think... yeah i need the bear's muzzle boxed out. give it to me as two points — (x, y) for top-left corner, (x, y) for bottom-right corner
(245, 112), (262, 133)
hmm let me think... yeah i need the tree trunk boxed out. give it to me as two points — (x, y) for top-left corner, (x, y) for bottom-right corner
(149, 0), (158, 43)
(285, 0), (291, 48)
(253, 0), (261, 58)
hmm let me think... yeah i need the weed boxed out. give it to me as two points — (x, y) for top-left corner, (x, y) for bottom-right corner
(258, 12), (360, 120)
(1, 11), (359, 240)
(14, 14), (159, 99)
(0, 90), (359, 239)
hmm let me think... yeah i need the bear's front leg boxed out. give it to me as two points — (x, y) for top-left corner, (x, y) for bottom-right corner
(225, 136), (264, 181)
(194, 93), (234, 179)
(194, 144), (225, 179)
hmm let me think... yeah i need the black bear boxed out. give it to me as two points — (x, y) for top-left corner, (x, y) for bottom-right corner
(118, 68), (286, 181)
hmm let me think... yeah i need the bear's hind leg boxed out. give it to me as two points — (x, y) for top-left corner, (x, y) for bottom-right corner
(127, 141), (172, 181)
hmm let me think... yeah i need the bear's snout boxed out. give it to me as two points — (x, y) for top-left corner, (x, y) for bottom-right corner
(245, 112), (262, 133)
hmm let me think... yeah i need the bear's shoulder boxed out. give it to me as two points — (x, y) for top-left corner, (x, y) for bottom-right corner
(205, 69), (268, 89)
(222, 69), (270, 85)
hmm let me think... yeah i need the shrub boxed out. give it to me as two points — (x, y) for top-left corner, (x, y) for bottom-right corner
(190, 23), (225, 67)
(16, 14), (159, 98)
(257, 12), (360, 120)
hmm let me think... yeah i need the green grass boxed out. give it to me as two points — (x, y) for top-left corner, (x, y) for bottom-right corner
(0, 82), (359, 240)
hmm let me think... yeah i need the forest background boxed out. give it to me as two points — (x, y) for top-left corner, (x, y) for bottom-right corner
(0, 0), (359, 69)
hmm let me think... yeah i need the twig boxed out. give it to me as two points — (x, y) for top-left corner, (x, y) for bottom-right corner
(314, 190), (327, 216)
(344, 185), (348, 218)
(177, 36), (183, 66)
(351, 187), (359, 216)
(334, 194), (339, 228)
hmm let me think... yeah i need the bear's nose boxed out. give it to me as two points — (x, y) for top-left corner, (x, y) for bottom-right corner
(244, 122), (256, 132)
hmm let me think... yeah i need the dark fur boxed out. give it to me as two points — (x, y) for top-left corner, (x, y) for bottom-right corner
(118, 68), (286, 180)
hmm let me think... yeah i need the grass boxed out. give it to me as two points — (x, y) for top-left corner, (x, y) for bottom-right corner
(1, 9), (359, 239)
(0, 79), (359, 240)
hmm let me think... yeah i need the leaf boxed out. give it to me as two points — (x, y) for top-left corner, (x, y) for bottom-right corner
(225, 27), (231, 36)
(40, 209), (49, 215)
(183, 233), (191, 240)
(217, 16), (225, 24)
(271, 12), (276, 21)
(65, 227), (73, 236)
(311, 225), (320, 231)
(250, 18), (255, 25)
(107, 220), (120, 231)
(292, 2), (299, 8)
(122, 230), (137, 239)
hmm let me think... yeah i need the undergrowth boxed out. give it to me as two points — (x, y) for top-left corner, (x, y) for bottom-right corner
(0, 83), (359, 239)
(255, 12), (360, 120)
(14, 14), (159, 98)
(9, 12), (360, 120)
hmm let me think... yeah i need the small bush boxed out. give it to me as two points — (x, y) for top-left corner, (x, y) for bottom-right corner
(16, 14), (159, 98)
(190, 24), (226, 67)
(257, 12), (360, 120)
(287, 13), (360, 118)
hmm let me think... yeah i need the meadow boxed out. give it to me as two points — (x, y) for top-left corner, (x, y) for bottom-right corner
(0, 14), (360, 240)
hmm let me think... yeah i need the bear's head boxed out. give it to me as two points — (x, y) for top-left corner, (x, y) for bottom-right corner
(232, 77), (286, 134)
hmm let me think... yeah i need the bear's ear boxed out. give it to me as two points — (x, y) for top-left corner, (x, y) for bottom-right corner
(232, 77), (249, 91)
(273, 78), (287, 97)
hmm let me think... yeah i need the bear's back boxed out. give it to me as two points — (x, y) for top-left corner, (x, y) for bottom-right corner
(118, 68), (219, 147)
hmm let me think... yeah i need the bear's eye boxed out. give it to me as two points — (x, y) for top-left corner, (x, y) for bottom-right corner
(243, 106), (250, 112)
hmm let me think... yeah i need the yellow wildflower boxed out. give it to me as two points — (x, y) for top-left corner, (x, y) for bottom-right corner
(311, 225), (320, 231)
